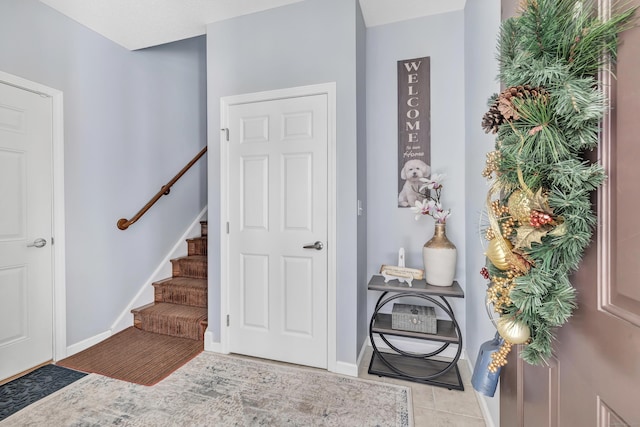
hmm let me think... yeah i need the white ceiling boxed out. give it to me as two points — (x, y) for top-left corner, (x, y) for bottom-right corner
(38, 0), (467, 51)
(360, 0), (466, 28)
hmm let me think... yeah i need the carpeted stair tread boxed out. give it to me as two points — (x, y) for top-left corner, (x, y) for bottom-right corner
(133, 301), (207, 318)
(171, 255), (207, 263)
(132, 302), (207, 340)
(171, 255), (207, 279)
(153, 277), (207, 308)
(154, 276), (207, 289)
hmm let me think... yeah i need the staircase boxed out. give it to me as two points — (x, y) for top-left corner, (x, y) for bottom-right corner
(131, 221), (208, 341)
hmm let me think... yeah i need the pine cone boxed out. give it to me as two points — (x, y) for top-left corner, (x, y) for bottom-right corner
(482, 96), (504, 134)
(482, 85), (548, 134)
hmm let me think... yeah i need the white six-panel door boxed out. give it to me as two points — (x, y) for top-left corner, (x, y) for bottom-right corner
(0, 82), (54, 381)
(226, 93), (328, 369)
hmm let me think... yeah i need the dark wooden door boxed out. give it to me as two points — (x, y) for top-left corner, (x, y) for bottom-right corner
(499, 1), (640, 426)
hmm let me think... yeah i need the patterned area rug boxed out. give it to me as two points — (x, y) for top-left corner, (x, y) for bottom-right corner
(2, 352), (412, 426)
(0, 365), (86, 421)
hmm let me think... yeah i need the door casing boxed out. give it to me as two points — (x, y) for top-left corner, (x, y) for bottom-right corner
(219, 82), (337, 372)
(0, 71), (66, 363)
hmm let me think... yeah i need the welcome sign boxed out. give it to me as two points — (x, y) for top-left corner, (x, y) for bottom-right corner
(397, 56), (431, 208)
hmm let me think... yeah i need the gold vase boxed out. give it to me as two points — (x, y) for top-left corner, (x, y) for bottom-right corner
(422, 223), (457, 287)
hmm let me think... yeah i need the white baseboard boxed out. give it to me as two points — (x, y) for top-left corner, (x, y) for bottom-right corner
(464, 355), (498, 427)
(331, 340), (368, 377)
(205, 328), (359, 377)
(110, 207), (208, 333)
(65, 330), (112, 357)
(356, 339), (368, 370)
(204, 329), (226, 353)
(332, 360), (358, 377)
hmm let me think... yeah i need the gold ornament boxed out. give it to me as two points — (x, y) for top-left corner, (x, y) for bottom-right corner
(485, 237), (513, 270)
(508, 190), (531, 223)
(496, 316), (531, 345)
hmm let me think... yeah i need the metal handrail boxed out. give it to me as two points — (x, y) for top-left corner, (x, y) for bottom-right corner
(117, 146), (207, 230)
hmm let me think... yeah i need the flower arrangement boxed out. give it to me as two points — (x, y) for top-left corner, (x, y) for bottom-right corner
(410, 173), (451, 223)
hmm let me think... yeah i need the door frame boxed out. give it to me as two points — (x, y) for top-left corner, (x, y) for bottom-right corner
(219, 82), (337, 372)
(0, 71), (66, 362)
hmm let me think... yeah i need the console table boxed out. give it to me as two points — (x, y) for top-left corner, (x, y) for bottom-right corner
(367, 275), (465, 390)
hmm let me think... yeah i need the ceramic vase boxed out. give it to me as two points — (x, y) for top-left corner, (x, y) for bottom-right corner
(422, 223), (457, 287)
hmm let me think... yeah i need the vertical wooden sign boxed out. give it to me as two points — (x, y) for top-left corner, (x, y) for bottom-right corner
(397, 56), (431, 208)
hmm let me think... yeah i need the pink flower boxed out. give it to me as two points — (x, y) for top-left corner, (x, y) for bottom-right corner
(433, 207), (451, 223)
(411, 199), (436, 220)
(411, 173), (451, 224)
(419, 173), (446, 192)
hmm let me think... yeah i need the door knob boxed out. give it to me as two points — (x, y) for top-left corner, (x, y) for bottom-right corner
(303, 241), (324, 250)
(27, 238), (47, 248)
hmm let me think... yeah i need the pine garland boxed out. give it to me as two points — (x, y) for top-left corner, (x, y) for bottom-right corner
(481, 0), (635, 366)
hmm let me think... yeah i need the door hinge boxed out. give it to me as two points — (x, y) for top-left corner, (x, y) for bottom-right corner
(226, 314), (230, 327)
(226, 222), (230, 234)
(51, 237), (55, 245)
(221, 128), (229, 141)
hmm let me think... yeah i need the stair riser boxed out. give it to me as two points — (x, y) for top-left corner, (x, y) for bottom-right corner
(155, 286), (207, 308)
(187, 238), (207, 256)
(133, 313), (206, 341)
(171, 259), (207, 279)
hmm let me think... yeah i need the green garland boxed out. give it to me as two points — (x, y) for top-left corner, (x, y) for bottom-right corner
(480, 0), (635, 365)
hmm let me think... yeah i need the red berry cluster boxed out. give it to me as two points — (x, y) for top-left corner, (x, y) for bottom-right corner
(529, 210), (553, 227)
(480, 267), (490, 280)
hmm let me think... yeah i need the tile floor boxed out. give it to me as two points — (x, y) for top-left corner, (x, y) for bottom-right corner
(358, 347), (487, 427)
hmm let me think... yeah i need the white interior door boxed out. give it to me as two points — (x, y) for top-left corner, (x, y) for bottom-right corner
(226, 93), (328, 369)
(0, 82), (53, 381)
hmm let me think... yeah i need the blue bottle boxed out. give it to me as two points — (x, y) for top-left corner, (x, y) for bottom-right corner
(471, 333), (503, 397)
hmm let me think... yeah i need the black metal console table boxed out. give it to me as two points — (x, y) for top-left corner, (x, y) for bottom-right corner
(367, 275), (465, 390)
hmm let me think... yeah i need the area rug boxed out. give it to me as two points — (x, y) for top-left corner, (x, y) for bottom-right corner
(0, 365), (86, 421)
(56, 327), (203, 386)
(3, 352), (412, 426)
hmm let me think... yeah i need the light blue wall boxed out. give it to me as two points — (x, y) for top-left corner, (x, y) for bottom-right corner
(206, 0), (361, 364)
(366, 11), (467, 343)
(356, 0), (369, 361)
(464, 0), (501, 424)
(0, 0), (207, 345)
